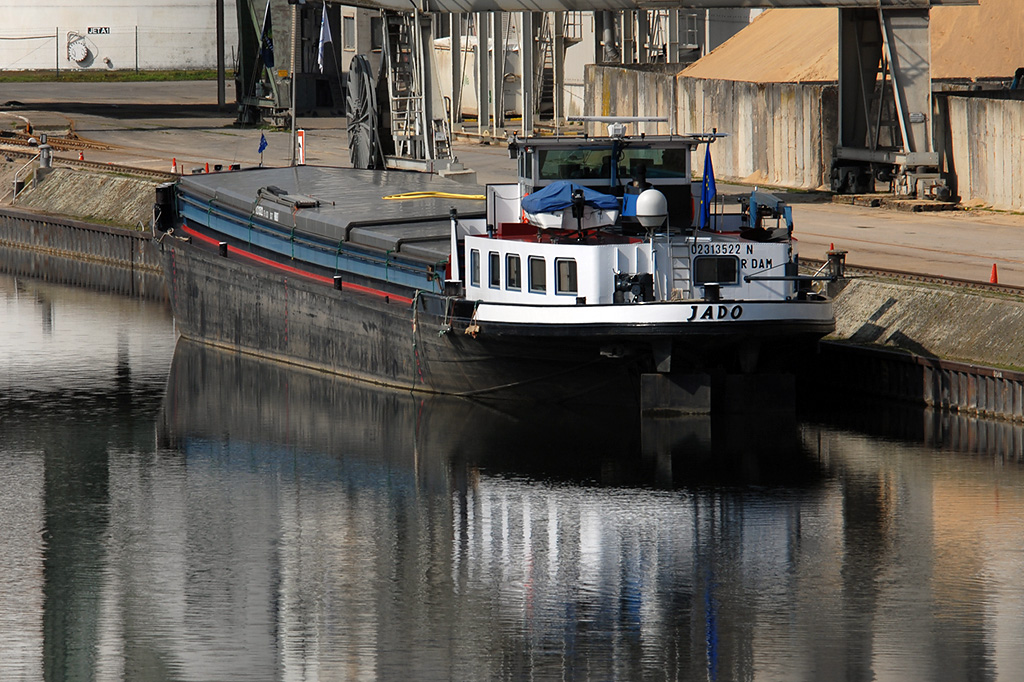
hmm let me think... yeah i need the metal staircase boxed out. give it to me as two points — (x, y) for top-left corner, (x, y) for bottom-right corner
(382, 11), (452, 161)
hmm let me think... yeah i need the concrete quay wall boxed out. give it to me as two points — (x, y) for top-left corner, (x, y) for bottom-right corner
(0, 207), (165, 299)
(822, 278), (1024, 421)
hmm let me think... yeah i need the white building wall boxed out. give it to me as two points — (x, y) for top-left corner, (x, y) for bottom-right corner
(0, 0), (238, 71)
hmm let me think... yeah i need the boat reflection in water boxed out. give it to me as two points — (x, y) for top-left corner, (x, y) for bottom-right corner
(8, 278), (1024, 681)
(154, 340), (824, 681)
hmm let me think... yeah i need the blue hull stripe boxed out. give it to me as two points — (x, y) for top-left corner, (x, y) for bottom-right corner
(179, 194), (443, 294)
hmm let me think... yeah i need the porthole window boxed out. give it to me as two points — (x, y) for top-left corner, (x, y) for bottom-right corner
(506, 254), (521, 290)
(555, 258), (577, 295)
(489, 252), (500, 288)
(529, 256), (546, 293)
(470, 249), (480, 286)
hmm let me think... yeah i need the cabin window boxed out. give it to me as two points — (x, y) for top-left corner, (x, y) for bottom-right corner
(693, 256), (739, 285)
(529, 256), (546, 293)
(538, 148), (616, 181)
(470, 249), (480, 287)
(620, 148), (690, 179)
(506, 254), (521, 290)
(488, 252), (500, 288)
(555, 258), (577, 295)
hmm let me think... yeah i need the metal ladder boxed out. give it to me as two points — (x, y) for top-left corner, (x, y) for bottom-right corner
(382, 11), (453, 161)
(383, 12), (422, 159)
(669, 240), (692, 299)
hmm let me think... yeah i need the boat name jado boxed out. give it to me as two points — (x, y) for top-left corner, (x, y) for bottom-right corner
(686, 304), (743, 322)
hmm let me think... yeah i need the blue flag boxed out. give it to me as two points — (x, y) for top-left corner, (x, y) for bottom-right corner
(260, 0), (274, 69)
(699, 143), (716, 229)
(258, 133), (268, 153)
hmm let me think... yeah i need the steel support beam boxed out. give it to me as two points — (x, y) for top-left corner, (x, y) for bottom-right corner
(520, 12), (538, 135)
(553, 11), (565, 130)
(490, 12), (505, 133)
(833, 7), (943, 197)
(216, 0), (226, 108)
(450, 13), (464, 123)
(345, 1), (973, 14)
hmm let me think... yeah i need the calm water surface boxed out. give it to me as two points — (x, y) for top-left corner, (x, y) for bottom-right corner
(2, 274), (1024, 681)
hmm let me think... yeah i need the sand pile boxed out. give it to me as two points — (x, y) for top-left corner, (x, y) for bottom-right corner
(682, 0), (1024, 83)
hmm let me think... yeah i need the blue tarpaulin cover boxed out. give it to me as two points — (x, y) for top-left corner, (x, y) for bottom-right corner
(520, 181), (619, 215)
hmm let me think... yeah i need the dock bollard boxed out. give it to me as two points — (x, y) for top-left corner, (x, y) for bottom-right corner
(827, 245), (847, 280)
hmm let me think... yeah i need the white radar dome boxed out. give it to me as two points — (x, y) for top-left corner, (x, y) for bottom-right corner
(635, 189), (668, 229)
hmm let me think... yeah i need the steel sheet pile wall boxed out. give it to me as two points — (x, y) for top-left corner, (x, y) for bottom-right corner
(676, 77), (836, 189)
(0, 207), (164, 299)
(583, 65), (676, 136)
(816, 343), (1024, 423)
(946, 94), (1024, 211)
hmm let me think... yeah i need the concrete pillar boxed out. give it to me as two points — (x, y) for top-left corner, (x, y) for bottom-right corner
(450, 13), (463, 124)
(637, 10), (649, 64)
(520, 12), (537, 136)
(667, 10), (679, 63)
(553, 12), (565, 129)
(621, 11), (634, 64)
(490, 12), (504, 135)
(475, 12), (490, 131)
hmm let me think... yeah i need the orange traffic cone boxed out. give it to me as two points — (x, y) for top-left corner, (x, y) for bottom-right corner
(991, 264), (999, 284)
(171, 157), (177, 173)
(205, 162), (209, 173)
(78, 151), (84, 161)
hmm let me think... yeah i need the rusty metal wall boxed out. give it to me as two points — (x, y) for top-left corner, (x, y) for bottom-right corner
(0, 207), (166, 299)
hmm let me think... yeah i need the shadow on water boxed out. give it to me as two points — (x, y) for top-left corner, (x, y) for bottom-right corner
(159, 338), (826, 492)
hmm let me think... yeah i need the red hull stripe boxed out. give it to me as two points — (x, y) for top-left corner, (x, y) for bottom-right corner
(179, 224), (414, 305)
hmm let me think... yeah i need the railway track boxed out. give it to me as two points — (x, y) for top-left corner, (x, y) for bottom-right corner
(0, 129), (117, 152)
(802, 257), (1024, 296)
(1, 146), (177, 182)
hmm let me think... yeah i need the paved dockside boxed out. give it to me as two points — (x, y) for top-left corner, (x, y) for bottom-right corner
(2, 80), (1024, 287)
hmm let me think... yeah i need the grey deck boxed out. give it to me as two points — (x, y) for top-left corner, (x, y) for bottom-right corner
(180, 165), (486, 263)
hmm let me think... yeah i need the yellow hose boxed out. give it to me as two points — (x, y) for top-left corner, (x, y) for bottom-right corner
(382, 191), (486, 201)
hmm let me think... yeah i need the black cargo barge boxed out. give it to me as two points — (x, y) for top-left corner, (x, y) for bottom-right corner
(159, 165), (638, 399)
(159, 127), (836, 406)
